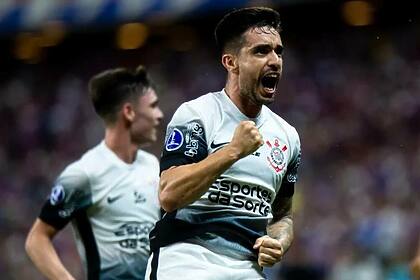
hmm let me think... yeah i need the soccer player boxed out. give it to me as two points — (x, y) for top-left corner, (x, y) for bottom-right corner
(146, 7), (301, 280)
(25, 65), (164, 280)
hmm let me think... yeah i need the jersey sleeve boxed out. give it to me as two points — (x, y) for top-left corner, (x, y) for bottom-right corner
(160, 103), (209, 173)
(278, 128), (302, 198)
(39, 161), (92, 230)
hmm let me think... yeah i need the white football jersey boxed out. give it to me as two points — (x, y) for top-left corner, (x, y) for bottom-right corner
(40, 141), (160, 279)
(150, 89), (301, 260)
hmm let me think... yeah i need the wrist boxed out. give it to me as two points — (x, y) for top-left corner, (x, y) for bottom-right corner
(223, 144), (242, 161)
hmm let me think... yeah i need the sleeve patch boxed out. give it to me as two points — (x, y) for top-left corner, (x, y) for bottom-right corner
(160, 120), (208, 172)
(165, 128), (184, 151)
(49, 184), (65, 205)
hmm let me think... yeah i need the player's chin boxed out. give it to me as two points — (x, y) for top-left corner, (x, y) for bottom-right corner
(258, 90), (276, 105)
(138, 131), (157, 145)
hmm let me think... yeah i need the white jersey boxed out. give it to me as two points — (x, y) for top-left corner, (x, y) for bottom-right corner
(40, 141), (160, 280)
(150, 89), (301, 261)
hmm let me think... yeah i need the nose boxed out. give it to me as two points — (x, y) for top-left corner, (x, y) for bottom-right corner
(156, 107), (164, 124)
(268, 51), (281, 71)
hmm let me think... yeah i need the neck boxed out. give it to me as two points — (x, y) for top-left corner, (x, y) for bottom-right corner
(225, 76), (262, 118)
(104, 124), (138, 164)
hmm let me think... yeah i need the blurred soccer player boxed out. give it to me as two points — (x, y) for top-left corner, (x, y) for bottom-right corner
(25, 65), (163, 280)
(146, 7), (301, 280)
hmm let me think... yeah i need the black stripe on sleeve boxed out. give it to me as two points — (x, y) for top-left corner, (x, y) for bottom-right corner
(73, 210), (101, 280)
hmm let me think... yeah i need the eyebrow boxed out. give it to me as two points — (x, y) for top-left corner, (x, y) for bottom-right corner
(251, 44), (284, 52)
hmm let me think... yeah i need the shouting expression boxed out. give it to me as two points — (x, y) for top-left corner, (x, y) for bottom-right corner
(236, 26), (283, 106)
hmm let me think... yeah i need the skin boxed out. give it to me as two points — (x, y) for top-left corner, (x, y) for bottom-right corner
(25, 87), (163, 280)
(106, 88), (163, 162)
(223, 26), (283, 118)
(254, 194), (293, 267)
(160, 25), (292, 267)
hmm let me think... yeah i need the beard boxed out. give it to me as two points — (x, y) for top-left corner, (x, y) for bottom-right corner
(239, 81), (276, 106)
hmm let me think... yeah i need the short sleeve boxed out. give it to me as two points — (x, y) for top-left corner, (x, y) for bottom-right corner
(160, 103), (209, 173)
(278, 128), (302, 198)
(39, 161), (92, 230)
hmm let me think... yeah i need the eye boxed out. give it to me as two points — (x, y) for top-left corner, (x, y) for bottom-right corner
(150, 100), (159, 108)
(275, 46), (284, 57)
(254, 46), (270, 55)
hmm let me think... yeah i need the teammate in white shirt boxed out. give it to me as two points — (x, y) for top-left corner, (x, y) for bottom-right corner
(146, 7), (301, 280)
(25, 65), (164, 280)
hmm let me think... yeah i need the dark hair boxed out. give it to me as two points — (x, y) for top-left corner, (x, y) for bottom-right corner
(214, 7), (281, 53)
(89, 65), (154, 123)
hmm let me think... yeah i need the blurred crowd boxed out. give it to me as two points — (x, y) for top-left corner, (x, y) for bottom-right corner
(0, 18), (419, 280)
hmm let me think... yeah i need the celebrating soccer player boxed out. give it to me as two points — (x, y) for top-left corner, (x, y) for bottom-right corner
(146, 7), (301, 280)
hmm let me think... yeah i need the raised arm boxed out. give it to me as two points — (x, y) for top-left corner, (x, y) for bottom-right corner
(159, 120), (263, 212)
(25, 219), (75, 280)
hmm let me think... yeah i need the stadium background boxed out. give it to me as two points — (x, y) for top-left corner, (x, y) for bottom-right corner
(0, 0), (419, 279)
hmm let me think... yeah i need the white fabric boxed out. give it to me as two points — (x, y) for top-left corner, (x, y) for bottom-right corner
(145, 242), (266, 280)
(56, 141), (160, 276)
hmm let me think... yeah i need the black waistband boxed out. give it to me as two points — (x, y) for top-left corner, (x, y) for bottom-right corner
(149, 212), (260, 260)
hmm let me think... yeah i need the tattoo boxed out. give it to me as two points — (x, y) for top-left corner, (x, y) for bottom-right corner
(267, 194), (294, 253)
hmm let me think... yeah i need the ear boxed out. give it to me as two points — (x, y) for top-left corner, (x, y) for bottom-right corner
(221, 53), (239, 74)
(122, 102), (135, 122)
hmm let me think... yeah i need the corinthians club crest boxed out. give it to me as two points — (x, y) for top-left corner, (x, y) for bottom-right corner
(266, 138), (287, 173)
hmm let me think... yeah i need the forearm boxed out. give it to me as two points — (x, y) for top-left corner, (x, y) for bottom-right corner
(267, 193), (294, 253)
(267, 215), (294, 253)
(26, 221), (75, 280)
(254, 214), (293, 267)
(159, 145), (240, 212)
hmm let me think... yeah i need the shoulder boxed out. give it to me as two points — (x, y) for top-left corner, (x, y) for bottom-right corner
(184, 91), (220, 108)
(77, 143), (107, 173)
(137, 150), (159, 168)
(52, 158), (90, 206)
(171, 91), (221, 124)
(167, 91), (222, 141)
(57, 143), (106, 188)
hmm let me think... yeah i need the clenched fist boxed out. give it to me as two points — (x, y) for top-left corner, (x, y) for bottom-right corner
(253, 235), (284, 267)
(229, 121), (263, 159)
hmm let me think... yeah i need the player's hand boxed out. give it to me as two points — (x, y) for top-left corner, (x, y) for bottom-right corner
(410, 256), (420, 279)
(253, 235), (284, 267)
(229, 121), (263, 158)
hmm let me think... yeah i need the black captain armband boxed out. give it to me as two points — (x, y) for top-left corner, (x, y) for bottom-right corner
(278, 151), (301, 197)
(160, 120), (208, 172)
(277, 181), (295, 197)
(39, 200), (73, 230)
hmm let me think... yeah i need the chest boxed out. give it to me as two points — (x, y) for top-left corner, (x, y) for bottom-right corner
(90, 167), (159, 217)
(209, 121), (292, 192)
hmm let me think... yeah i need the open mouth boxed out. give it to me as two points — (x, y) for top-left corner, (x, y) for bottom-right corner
(261, 73), (280, 95)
